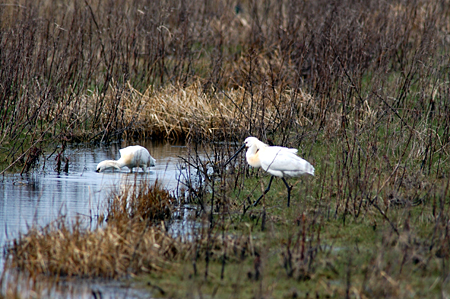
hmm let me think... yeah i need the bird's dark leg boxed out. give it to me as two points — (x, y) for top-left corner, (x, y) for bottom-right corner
(281, 177), (292, 207)
(253, 176), (275, 207)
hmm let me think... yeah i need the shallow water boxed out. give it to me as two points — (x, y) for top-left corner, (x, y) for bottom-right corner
(2, 274), (152, 299)
(0, 140), (190, 297)
(0, 141), (187, 247)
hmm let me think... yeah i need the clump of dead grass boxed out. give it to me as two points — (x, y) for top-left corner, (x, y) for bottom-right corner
(106, 179), (173, 223)
(6, 217), (182, 278)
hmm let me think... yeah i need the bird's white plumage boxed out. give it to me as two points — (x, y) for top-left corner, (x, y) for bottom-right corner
(243, 137), (315, 177)
(260, 146), (315, 177)
(96, 145), (156, 173)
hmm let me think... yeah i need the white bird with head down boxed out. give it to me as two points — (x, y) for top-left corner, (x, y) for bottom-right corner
(96, 145), (156, 173)
(226, 137), (314, 207)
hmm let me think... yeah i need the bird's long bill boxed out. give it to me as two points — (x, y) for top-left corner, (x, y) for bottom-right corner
(224, 144), (246, 166)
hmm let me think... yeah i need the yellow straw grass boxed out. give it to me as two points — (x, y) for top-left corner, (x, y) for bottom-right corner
(6, 217), (182, 278)
(89, 81), (318, 140)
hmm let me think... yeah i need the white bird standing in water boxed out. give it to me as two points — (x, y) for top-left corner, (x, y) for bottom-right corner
(96, 145), (156, 173)
(226, 137), (314, 207)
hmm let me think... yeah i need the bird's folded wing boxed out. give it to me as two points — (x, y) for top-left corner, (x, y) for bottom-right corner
(261, 148), (313, 175)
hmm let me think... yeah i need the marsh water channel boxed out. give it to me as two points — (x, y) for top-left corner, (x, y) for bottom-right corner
(0, 140), (195, 298)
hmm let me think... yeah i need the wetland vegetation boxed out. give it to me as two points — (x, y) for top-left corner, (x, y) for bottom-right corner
(1, 0), (450, 298)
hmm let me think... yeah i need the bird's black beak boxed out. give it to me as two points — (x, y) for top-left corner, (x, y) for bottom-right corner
(95, 169), (100, 173)
(224, 144), (246, 166)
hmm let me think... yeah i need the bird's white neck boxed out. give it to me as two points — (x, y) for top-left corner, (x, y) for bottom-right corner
(102, 160), (124, 170)
(246, 144), (259, 157)
(246, 140), (267, 168)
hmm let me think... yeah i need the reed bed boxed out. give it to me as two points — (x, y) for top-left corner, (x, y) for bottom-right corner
(2, 0), (448, 171)
(93, 81), (317, 141)
(1, 0), (450, 297)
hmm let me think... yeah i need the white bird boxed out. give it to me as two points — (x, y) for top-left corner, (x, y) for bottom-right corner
(226, 137), (314, 207)
(96, 145), (156, 173)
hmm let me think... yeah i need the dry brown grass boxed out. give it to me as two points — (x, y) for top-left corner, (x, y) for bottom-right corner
(6, 218), (181, 278)
(105, 179), (173, 223)
(91, 80), (317, 141)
